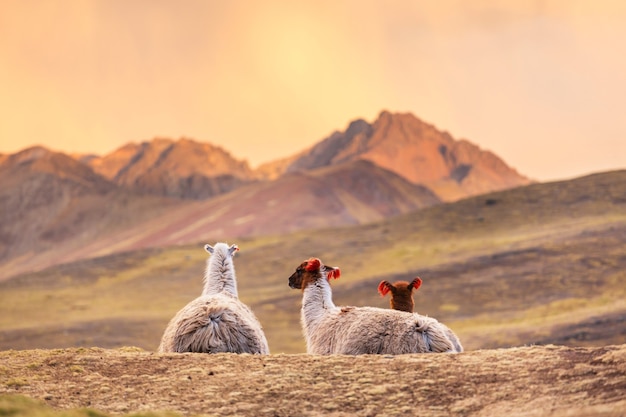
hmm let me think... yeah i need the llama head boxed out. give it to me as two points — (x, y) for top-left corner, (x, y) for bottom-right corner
(288, 258), (341, 290)
(205, 243), (239, 257)
(378, 277), (422, 313)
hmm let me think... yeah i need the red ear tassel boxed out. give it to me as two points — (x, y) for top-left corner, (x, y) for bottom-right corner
(305, 258), (321, 272)
(411, 277), (423, 291)
(378, 281), (391, 296)
(326, 268), (341, 280)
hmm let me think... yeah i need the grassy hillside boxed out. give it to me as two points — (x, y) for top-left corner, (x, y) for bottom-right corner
(0, 170), (625, 353)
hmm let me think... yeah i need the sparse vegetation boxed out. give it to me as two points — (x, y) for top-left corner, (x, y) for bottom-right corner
(5, 378), (28, 388)
(0, 345), (624, 417)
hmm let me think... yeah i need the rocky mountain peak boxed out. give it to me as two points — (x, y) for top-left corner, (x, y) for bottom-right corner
(86, 137), (254, 199)
(283, 111), (531, 201)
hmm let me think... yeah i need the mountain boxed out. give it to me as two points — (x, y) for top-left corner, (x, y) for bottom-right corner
(0, 111), (536, 277)
(87, 138), (255, 199)
(279, 111), (532, 201)
(0, 146), (114, 262)
(254, 151), (303, 180)
(24, 160), (440, 265)
(0, 146), (185, 278)
(82, 112), (529, 204)
(0, 151), (439, 279)
(78, 112), (530, 203)
(152, 159), (440, 240)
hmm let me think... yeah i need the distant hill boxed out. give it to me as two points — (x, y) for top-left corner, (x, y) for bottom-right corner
(254, 151), (303, 180)
(86, 138), (255, 199)
(1, 170), (624, 354)
(0, 111), (539, 278)
(79, 111), (531, 203)
(131, 159), (440, 242)
(0, 152), (440, 279)
(0, 147), (184, 279)
(17, 159), (440, 268)
(278, 111), (532, 201)
(0, 146), (114, 264)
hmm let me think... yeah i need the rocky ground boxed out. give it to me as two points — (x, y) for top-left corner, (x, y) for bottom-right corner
(1, 344), (625, 417)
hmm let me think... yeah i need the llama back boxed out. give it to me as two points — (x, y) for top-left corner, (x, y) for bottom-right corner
(158, 294), (269, 354)
(307, 306), (457, 355)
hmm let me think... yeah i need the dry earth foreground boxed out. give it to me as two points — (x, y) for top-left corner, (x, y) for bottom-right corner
(1, 345), (625, 417)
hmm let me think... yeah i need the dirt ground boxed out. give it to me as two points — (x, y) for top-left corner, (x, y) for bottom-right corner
(1, 344), (625, 417)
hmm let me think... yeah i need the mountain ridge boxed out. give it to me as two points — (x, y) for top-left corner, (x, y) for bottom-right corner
(281, 110), (532, 200)
(86, 137), (256, 199)
(0, 110), (534, 278)
(68, 111), (531, 202)
(0, 152), (441, 279)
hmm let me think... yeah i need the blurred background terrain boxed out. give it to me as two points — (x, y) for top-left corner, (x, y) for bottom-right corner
(1, 112), (624, 353)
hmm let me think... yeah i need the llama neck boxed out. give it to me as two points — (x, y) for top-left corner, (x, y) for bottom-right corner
(301, 278), (337, 330)
(202, 255), (238, 297)
(391, 298), (414, 313)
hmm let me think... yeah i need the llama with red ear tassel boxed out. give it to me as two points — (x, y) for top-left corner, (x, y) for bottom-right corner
(288, 258), (463, 354)
(378, 278), (423, 313)
(158, 243), (269, 354)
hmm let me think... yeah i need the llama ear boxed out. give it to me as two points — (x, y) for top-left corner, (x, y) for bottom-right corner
(410, 277), (423, 291)
(325, 266), (340, 280)
(378, 281), (391, 297)
(305, 258), (321, 272)
(204, 244), (214, 254)
(229, 244), (239, 256)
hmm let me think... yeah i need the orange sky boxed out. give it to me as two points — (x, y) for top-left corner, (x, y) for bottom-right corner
(1, 0), (625, 181)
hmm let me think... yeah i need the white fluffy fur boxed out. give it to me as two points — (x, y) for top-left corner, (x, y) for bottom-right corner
(158, 243), (269, 354)
(291, 261), (463, 355)
(202, 242), (239, 297)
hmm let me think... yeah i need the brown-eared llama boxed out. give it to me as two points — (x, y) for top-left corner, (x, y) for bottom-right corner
(379, 277), (463, 352)
(378, 278), (423, 312)
(288, 258), (463, 354)
(158, 243), (269, 354)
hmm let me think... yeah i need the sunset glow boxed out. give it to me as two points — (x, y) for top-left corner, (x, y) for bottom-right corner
(1, 0), (625, 181)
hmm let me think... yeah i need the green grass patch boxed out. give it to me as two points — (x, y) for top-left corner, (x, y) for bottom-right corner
(0, 394), (182, 417)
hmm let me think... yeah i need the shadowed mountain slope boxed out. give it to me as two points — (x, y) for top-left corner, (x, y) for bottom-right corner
(0, 147), (184, 279)
(0, 154), (440, 279)
(0, 147), (115, 265)
(48, 160), (441, 258)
